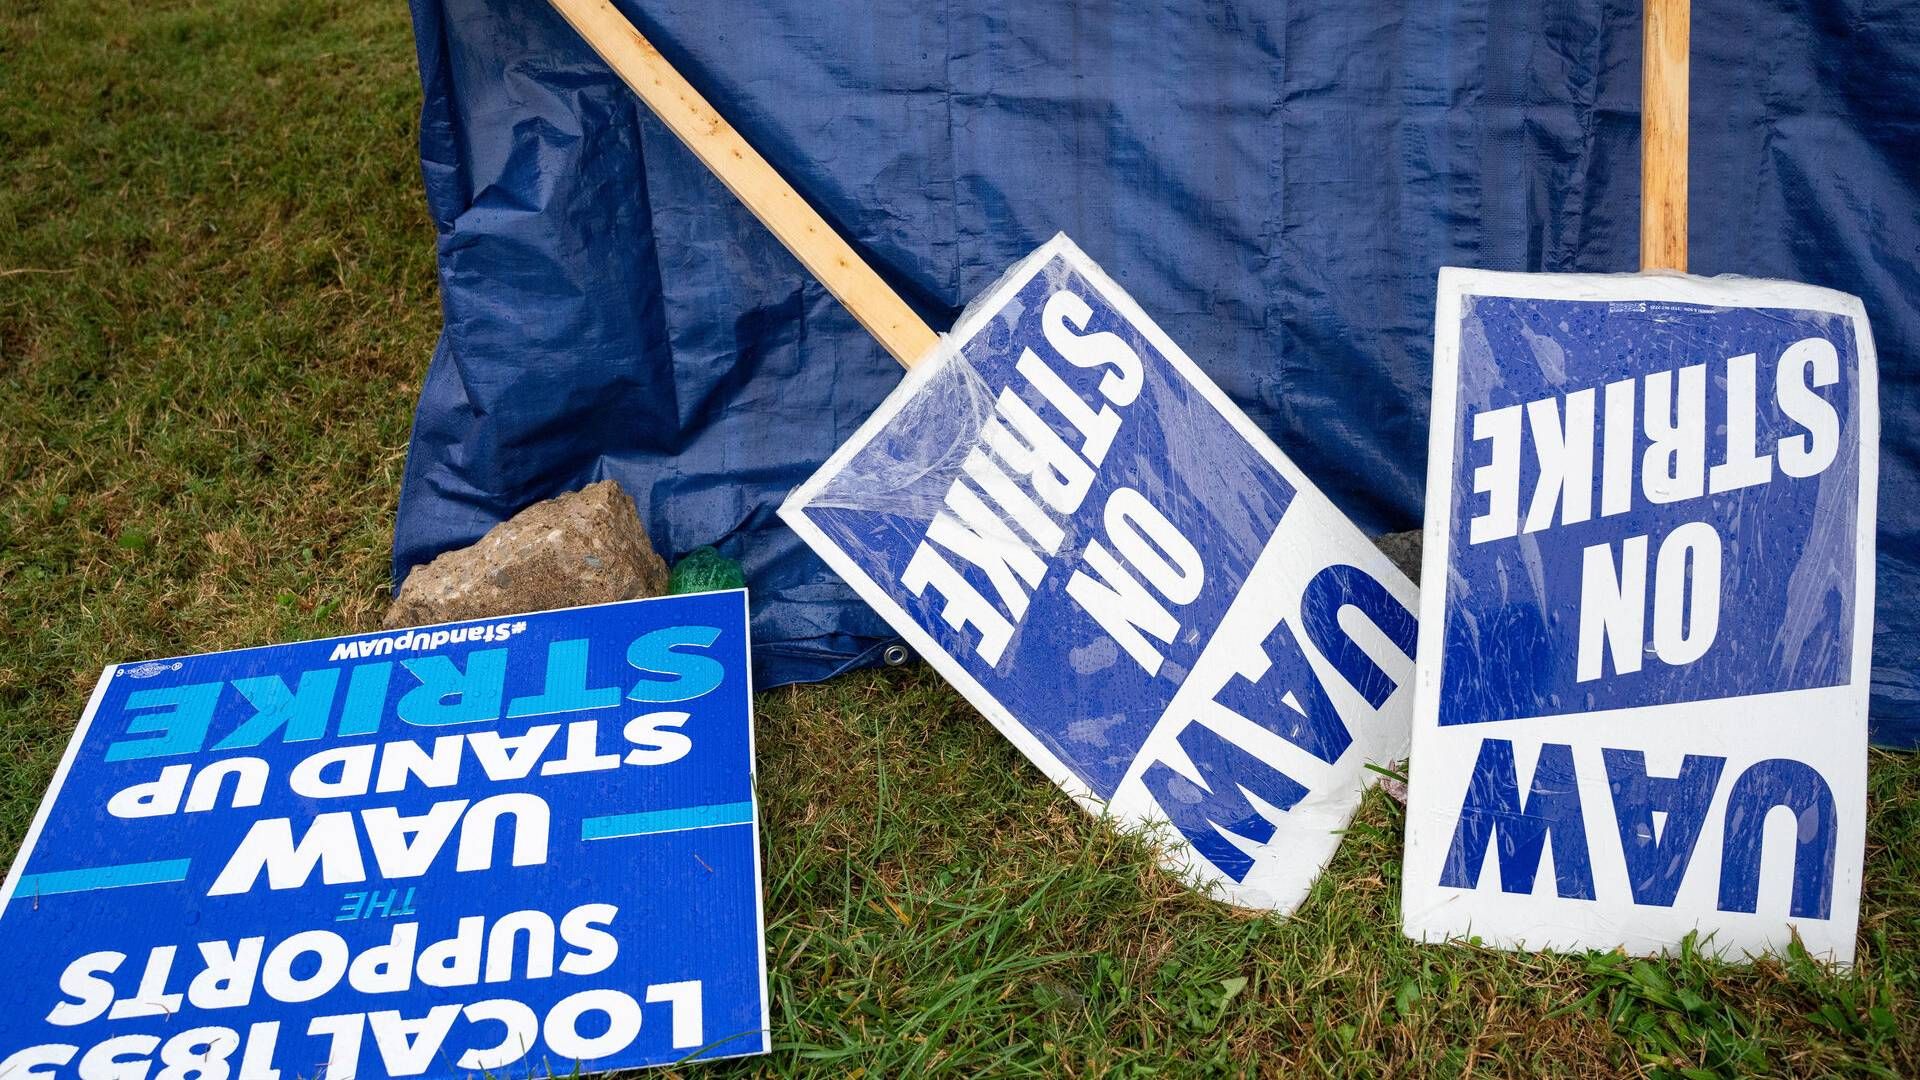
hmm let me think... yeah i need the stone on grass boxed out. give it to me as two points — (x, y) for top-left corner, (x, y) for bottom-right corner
(1374, 529), (1423, 584)
(1372, 529), (1423, 806)
(384, 480), (669, 629)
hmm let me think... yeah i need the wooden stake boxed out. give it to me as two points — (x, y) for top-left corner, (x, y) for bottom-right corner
(1641, 0), (1689, 272)
(546, 0), (941, 368)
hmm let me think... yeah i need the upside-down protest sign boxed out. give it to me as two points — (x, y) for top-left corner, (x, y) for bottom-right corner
(0, 592), (768, 1077)
(1402, 270), (1878, 962)
(782, 235), (1419, 912)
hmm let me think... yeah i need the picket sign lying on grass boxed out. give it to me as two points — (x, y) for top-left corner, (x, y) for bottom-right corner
(783, 235), (1419, 912)
(0, 593), (769, 1078)
(1402, 269), (1878, 962)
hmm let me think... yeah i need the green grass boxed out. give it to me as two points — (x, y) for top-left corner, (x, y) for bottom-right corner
(3, 1), (1918, 1075)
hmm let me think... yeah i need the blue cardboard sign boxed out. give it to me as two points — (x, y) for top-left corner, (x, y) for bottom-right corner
(782, 236), (1419, 911)
(0, 593), (768, 1076)
(1402, 270), (1880, 962)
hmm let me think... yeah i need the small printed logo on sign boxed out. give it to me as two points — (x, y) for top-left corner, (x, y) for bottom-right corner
(783, 235), (1419, 912)
(1402, 269), (1879, 963)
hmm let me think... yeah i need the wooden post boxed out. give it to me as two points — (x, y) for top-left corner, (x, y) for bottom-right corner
(546, 0), (941, 368)
(1641, 0), (1689, 272)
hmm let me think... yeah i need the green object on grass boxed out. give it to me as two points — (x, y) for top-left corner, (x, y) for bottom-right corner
(668, 545), (746, 595)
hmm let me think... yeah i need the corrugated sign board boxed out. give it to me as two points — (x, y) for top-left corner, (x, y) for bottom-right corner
(0, 591), (768, 1075)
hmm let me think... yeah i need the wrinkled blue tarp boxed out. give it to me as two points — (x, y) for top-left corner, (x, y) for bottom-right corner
(399, 1), (1920, 745)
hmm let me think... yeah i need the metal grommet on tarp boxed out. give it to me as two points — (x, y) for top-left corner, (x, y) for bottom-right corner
(882, 643), (911, 667)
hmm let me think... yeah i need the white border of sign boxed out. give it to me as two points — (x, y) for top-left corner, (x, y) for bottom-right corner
(1403, 268), (1879, 962)
(783, 234), (1418, 911)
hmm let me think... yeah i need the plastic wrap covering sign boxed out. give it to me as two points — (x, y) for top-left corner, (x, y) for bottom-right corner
(0, 593), (769, 1077)
(1402, 270), (1879, 962)
(781, 236), (1419, 911)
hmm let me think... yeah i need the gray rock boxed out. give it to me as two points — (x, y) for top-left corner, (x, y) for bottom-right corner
(385, 480), (669, 629)
(1374, 529), (1424, 584)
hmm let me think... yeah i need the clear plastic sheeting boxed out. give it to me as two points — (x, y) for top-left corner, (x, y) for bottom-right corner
(397, 0), (1920, 745)
(811, 253), (1119, 526)
(809, 345), (990, 522)
(1437, 284), (1866, 721)
(783, 238), (1420, 912)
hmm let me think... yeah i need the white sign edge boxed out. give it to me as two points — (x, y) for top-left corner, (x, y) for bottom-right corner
(0, 664), (117, 910)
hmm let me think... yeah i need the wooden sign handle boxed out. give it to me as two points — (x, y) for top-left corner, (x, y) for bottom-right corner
(546, 0), (941, 368)
(1641, 0), (1689, 272)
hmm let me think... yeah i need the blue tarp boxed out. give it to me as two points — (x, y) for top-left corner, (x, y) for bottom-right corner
(399, 1), (1920, 745)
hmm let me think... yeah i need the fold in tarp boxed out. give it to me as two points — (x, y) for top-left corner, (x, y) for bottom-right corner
(399, 1), (1920, 746)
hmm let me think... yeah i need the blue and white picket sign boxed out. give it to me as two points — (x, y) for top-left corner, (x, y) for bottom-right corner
(781, 235), (1419, 912)
(1402, 270), (1880, 962)
(0, 592), (768, 1077)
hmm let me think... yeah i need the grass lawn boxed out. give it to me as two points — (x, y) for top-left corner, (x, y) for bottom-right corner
(3, 1), (1917, 1075)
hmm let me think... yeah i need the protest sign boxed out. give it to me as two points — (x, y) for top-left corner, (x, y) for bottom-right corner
(0, 592), (768, 1076)
(781, 236), (1419, 911)
(1401, 269), (1878, 961)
